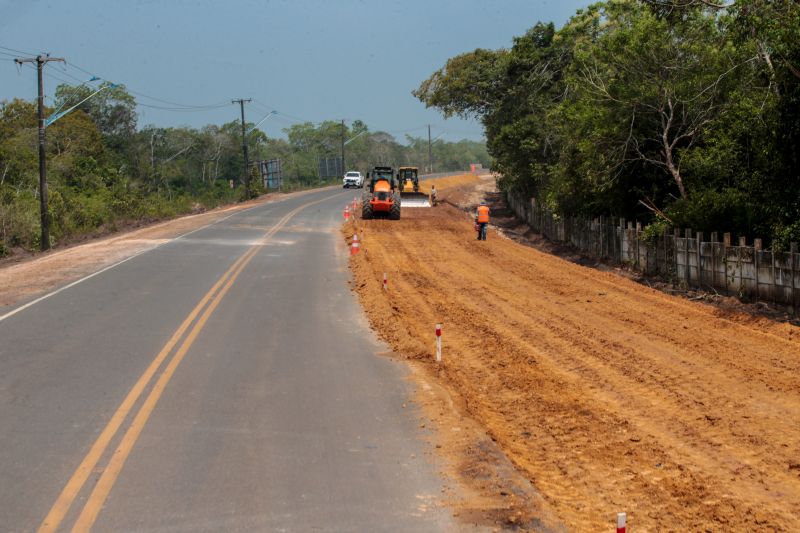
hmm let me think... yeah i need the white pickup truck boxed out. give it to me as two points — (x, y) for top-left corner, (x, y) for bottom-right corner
(342, 171), (363, 188)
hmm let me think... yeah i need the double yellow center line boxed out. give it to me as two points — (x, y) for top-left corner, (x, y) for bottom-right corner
(38, 194), (336, 533)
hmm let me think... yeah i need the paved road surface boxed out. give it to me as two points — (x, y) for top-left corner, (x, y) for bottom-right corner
(0, 188), (455, 532)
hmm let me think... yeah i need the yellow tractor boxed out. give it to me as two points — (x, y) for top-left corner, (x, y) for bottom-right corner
(396, 166), (430, 207)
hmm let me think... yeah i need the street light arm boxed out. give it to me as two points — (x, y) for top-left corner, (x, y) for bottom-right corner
(49, 76), (102, 118)
(247, 110), (277, 133)
(163, 143), (194, 163)
(46, 83), (115, 127)
(344, 130), (367, 146)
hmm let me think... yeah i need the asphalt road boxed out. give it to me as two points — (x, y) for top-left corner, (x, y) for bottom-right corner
(0, 187), (456, 532)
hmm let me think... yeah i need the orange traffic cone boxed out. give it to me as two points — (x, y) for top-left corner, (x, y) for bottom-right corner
(350, 233), (360, 255)
(343, 206), (350, 220)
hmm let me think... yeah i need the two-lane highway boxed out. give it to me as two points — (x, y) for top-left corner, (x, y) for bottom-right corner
(0, 187), (456, 532)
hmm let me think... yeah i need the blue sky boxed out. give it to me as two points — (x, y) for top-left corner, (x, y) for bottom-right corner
(0, 0), (590, 142)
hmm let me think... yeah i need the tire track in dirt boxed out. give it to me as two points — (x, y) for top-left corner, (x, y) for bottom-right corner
(346, 202), (800, 531)
(430, 245), (800, 470)
(387, 229), (787, 528)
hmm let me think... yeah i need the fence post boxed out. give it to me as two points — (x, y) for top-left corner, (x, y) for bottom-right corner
(710, 232), (718, 290)
(697, 231), (703, 288)
(663, 226), (669, 278)
(685, 229), (692, 285)
(633, 222), (647, 274)
(625, 221), (632, 266)
(723, 233), (731, 295)
(739, 237), (747, 294)
(792, 242), (798, 315)
(674, 228), (681, 285)
(754, 238), (762, 301)
(770, 241), (777, 305)
(599, 216), (605, 257)
(608, 217), (617, 261)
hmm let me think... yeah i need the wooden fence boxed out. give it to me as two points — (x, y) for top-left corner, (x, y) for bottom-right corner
(506, 194), (800, 310)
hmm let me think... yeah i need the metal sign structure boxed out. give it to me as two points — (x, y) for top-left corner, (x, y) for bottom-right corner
(258, 159), (283, 189)
(317, 156), (343, 180)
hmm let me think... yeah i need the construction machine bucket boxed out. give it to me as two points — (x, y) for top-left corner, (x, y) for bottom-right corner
(400, 191), (431, 207)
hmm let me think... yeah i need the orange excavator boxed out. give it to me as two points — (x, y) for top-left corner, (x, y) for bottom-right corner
(361, 166), (401, 220)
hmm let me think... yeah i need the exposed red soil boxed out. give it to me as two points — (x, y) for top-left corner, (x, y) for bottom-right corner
(346, 176), (800, 531)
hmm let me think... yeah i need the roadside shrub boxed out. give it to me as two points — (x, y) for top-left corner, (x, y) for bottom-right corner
(772, 220), (800, 251)
(665, 188), (752, 236)
(0, 192), (39, 249)
(642, 218), (670, 244)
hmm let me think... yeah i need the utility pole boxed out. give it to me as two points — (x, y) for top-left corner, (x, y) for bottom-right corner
(232, 98), (252, 198)
(15, 54), (65, 251)
(428, 124), (432, 174)
(341, 119), (346, 176)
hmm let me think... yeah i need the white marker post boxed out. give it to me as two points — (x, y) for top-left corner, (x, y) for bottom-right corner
(435, 324), (442, 363)
(383, 272), (388, 291)
(616, 512), (627, 533)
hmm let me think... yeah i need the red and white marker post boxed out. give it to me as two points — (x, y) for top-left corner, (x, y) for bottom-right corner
(616, 512), (627, 533)
(383, 272), (388, 291)
(435, 323), (442, 363)
(350, 233), (360, 255)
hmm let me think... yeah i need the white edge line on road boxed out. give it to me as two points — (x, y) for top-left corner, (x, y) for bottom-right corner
(0, 201), (268, 324)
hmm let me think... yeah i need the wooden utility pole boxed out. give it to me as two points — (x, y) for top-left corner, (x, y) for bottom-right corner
(14, 54), (65, 251)
(341, 119), (346, 176)
(232, 98), (252, 197)
(428, 124), (432, 174)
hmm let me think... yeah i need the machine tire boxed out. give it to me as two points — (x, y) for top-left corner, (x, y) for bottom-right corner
(361, 193), (374, 219)
(389, 193), (401, 220)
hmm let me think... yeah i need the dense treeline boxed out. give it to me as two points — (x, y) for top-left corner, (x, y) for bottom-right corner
(415, 0), (800, 248)
(0, 85), (488, 255)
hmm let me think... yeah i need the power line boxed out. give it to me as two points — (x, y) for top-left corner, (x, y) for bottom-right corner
(0, 43), (38, 56)
(30, 66), (219, 117)
(15, 63), (78, 105)
(254, 100), (315, 124)
(60, 59), (232, 110)
(31, 65), (228, 113)
(61, 60), (97, 79)
(52, 65), (91, 85)
(128, 90), (230, 109)
(6, 47), (484, 145)
(251, 99), (277, 112)
(136, 102), (230, 112)
(385, 125), (429, 135)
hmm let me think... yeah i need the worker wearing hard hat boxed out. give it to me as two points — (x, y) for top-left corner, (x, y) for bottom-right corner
(475, 201), (490, 241)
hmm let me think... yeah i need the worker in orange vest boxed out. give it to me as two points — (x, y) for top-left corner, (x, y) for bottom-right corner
(475, 201), (490, 240)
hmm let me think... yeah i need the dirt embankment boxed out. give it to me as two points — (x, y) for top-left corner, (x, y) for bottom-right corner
(345, 176), (800, 531)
